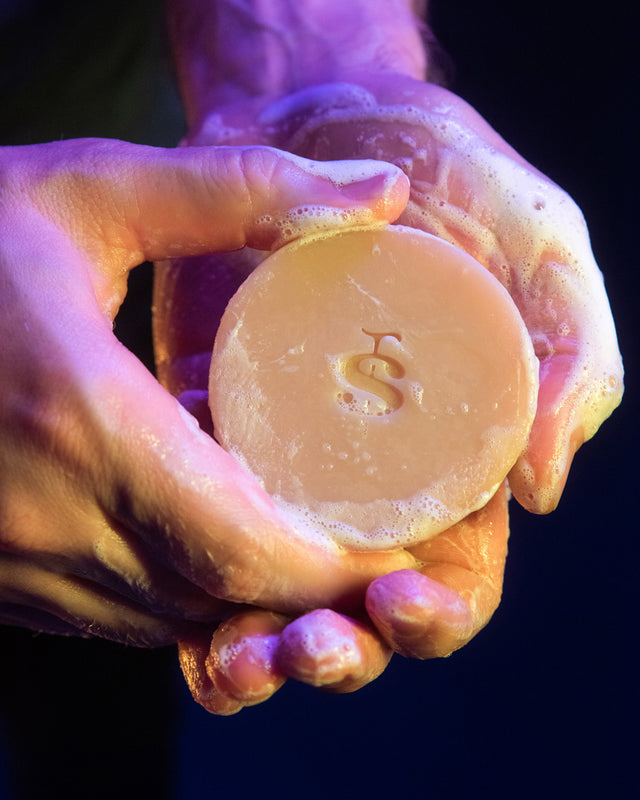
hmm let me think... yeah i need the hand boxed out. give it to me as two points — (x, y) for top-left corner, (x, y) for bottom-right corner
(184, 75), (623, 508)
(263, 75), (624, 513)
(177, 485), (508, 714)
(161, 74), (622, 713)
(0, 138), (414, 645)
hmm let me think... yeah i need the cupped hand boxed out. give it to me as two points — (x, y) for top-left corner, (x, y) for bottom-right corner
(0, 138), (414, 645)
(163, 75), (622, 713)
(177, 484), (507, 714)
(259, 75), (623, 512)
(185, 75), (623, 512)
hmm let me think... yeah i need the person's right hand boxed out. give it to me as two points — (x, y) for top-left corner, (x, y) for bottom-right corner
(0, 138), (414, 645)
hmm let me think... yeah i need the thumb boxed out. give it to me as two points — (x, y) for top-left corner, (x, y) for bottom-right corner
(20, 139), (409, 305)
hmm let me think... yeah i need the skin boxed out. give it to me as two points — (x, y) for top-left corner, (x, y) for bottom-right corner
(161, 0), (623, 712)
(0, 139), (417, 644)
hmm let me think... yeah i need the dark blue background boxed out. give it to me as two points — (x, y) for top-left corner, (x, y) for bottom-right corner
(0, 1), (637, 798)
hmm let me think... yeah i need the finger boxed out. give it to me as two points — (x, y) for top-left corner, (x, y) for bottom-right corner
(178, 632), (244, 716)
(88, 513), (229, 621)
(0, 553), (192, 647)
(11, 140), (409, 298)
(276, 609), (392, 693)
(0, 606), (94, 638)
(179, 611), (288, 715)
(153, 247), (264, 396)
(366, 483), (509, 659)
(507, 355), (585, 512)
(508, 317), (622, 513)
(0, 450), (228, 626)
(207, 611), (288, 704)
(366, 570), (474, 659)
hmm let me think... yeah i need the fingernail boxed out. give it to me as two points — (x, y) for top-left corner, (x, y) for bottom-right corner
(211, 635), (284, 703)
(339, 171), (393, 201)
(301, 156), (404, 199)
(277, 610), (359, 687)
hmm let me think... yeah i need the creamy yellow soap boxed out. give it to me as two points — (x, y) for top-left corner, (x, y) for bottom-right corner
(209, 226), (538, 549)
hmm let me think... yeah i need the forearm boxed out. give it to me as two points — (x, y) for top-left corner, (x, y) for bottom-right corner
(168, 0), (430, 126)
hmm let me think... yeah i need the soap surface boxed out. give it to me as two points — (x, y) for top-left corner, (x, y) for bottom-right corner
(209, 225), (538, 549)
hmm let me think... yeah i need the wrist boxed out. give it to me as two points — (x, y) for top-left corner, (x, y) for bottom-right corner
(169, 0), (430, 126)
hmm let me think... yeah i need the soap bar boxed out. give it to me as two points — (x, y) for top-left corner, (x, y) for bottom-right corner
(209, 225), (538, 550)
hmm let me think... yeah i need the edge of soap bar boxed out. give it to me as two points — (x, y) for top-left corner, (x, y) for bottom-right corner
(209, 225), (539, 550)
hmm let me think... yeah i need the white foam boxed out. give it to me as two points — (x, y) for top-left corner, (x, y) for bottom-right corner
(219, 421), (508, 551)
(253, 201), (383, 250)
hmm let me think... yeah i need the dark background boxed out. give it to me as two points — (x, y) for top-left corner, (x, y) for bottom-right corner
(0, 1), (637, 798)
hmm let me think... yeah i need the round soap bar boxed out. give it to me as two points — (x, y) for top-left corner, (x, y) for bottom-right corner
(209, 225), (538, 550)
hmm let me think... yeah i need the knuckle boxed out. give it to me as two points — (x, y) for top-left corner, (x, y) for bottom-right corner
(204, 538), (270, 606)
(237, 145), (280, 186)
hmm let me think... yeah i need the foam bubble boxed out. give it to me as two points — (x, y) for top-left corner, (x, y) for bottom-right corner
(231, 454), (501, 550)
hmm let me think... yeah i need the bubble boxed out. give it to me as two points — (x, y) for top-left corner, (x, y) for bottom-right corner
(394, 157), (413, 176)
(409, 382), (424, 405)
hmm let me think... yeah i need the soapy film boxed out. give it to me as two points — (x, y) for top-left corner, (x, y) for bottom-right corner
(249, 148), (407, 248)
